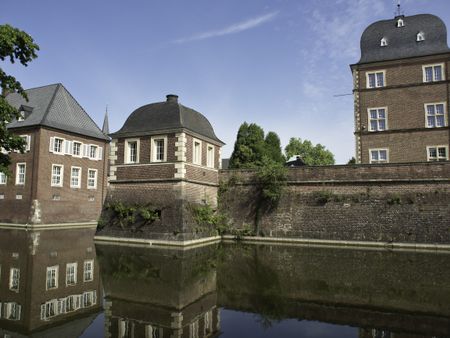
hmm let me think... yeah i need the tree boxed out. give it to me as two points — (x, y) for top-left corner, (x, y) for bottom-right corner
(347, 157), (356, 165)
(284, 137), (335, 165)
(264, 131), (285, 164)
(0, 24), (39, 174)
(229, 122), (266, 168)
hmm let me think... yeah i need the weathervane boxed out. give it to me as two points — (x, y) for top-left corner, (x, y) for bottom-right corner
(395, 0), (404, 17)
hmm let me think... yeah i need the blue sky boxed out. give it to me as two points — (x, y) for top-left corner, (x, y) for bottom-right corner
(2, 0), (450, 163)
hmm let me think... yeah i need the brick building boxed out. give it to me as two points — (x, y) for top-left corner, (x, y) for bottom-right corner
(100, 94), (224, 241)
(351, 13), (450, 163)
(0, 84), (109, 225)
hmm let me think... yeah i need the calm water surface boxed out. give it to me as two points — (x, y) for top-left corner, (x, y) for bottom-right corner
(0, 228), (449, 337)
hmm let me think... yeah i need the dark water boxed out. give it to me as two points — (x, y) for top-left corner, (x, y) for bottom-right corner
(0, 228), (449, 338)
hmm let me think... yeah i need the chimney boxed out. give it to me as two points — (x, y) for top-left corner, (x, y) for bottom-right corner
(166, 94), (178, 103)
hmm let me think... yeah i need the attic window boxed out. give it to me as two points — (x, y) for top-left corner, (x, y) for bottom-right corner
(396, 18), (405, 28)
(417, 32), (425, 42)
(17, 110), (25, 121)
(380, 37), (388, 47)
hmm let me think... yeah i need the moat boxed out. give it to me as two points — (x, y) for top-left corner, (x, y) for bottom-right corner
(0, 227), (449, 338)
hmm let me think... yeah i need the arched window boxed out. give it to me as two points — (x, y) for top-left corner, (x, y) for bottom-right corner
(380, 37), (388, 47)
(396, 18), (405, 27)
(417, 31), (425, 42)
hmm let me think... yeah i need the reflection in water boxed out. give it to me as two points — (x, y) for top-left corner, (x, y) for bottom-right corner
(0, 228), (102, 337)
(97, 242), (450, 338)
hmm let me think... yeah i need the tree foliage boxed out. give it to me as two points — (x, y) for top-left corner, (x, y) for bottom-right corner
(264, 131), (285, 164)
(0, 24), (39, 174)
(284, 137), (335, 165)
(229, 122), (266, 168)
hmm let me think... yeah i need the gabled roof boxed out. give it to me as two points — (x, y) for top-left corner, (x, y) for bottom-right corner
(357, 14), (450, 64)
(6, 83), (109, 141)
(110, 95), (224, 145)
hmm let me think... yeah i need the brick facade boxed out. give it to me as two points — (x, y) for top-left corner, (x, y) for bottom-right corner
(0, 127), (108, 224)
(352, 44), (450, 163)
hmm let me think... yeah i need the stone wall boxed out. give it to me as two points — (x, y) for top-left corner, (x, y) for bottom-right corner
(219, 162), (450, 245)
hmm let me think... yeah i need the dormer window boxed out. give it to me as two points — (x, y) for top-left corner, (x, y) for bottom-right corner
(417, 31), (425, 42)
(380, 37), (388, 47)
(17, 110), (25, 121)
(396, 18), (404, 28)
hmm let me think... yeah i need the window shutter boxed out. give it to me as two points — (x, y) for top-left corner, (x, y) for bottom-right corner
(49, 137), (54, 153)
(26, 135), (31, 152)
(65, 140), (73, 155)
(40, 304), (45, 320)
(97, 146), (103, 160)
(17, 305), (21, 320)
(83, 144), (89, 158)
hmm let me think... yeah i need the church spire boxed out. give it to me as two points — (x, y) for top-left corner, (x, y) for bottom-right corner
(102, 105), (110, 136)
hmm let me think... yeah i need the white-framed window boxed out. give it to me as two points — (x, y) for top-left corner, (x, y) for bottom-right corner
(427, 146), (448, 161)
(207, 144), (215, 168)
(70, 166), (82, 188)
(125, 139), (140, 164)
(189, 319), (199, 338)
(66, 263), (77, 286)
(423, 64), (444, 82)
(65, 295), (76, 312)
(72, 141), (82, 157)
(46, 266), (59, 290)
(89, 145), (98, 160)
(50, 137), (65, 154)
(0, 172), (7, 185)
(4, 302), (21, 321)
(380, 37), (388, 47)
(368, 107), (388, 131)
(396, 18), (404, 27)
(417, 31), (425, 42)
(9, 267), (20, 292)
(425, 103), (447, 128)
(87, 169), (97, 189)
(19, 135), (31, 152)
(151, 136), (167, 162)
(83, 260), (94, 281)
(145, 325), (164, 338)
(83, 290), (97, 307)
(17, 110), (25, 121)
(15, 163), (26, 185)
(204, 310), (213, 335)
(366, 70), (385, 88)
(369, 149), (389, 164)
(51, 164), (64, 187)
(193, 139), (202, 165)
(41, 299), (57, 320)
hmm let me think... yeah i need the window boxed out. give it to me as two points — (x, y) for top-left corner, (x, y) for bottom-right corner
(46, 266), (58, 290)
(72, 142), (82, 157)
(396, 18), (404, 27)
(20, 135), (31, 152)
(427, 146), (448, 161)
(125, 139), (139, 164)
(423, 64), (444, 82)
(425, 103), (447, 128)
(83, 291), (97, 307)
(87, 169), (97, 189)
(417, 31), (425, 42)
(15, 163), (26, 185)
(0, 172), (6, 185)
(366, 71), (385, 88)
(9, 268), (20, 292)
(51, 165), (64, 187)
(89, 145), (98, 160)
(207, 144), (215, 168)
(84, 260), (94, 281)
(42, 300), (57, 320)
(66, 263), (77, 286)
(52, 137), (64, 154)
(17, 110), (25, 121)
(4, 302), (21, 321)
(368, 108), (388, 131)
(369, 149), (389, 164)
(380, 37), (388, 47)
(189, 320), (199, 338)
(70, 167), (81, 188)
(151, 136), (167, 162)
(193, 139), (202, 165)
(204, 310), (213, 335)
(145, 325), (163, 338)
(66, 295), (76, 312)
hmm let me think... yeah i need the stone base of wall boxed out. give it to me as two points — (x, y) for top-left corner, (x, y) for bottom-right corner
(219, 163), (450, 245)
(96, 180), (219, 242)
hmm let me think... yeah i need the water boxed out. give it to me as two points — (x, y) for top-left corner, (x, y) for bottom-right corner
(0, 228), (449, 338)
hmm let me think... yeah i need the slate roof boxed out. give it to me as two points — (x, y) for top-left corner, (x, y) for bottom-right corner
(358, 14), (450, 64)
(6, 83), (109, 141)
(111, 95), (224, 144)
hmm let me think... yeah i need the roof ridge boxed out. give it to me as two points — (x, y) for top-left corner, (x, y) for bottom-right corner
(40, 83), (61, 125)
(22, 83), (61, 92)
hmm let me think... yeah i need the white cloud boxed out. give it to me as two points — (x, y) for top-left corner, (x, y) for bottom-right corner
(173, 11), (279, 44)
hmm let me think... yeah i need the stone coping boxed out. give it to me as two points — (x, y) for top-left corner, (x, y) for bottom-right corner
(0, 222), (98, 230)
